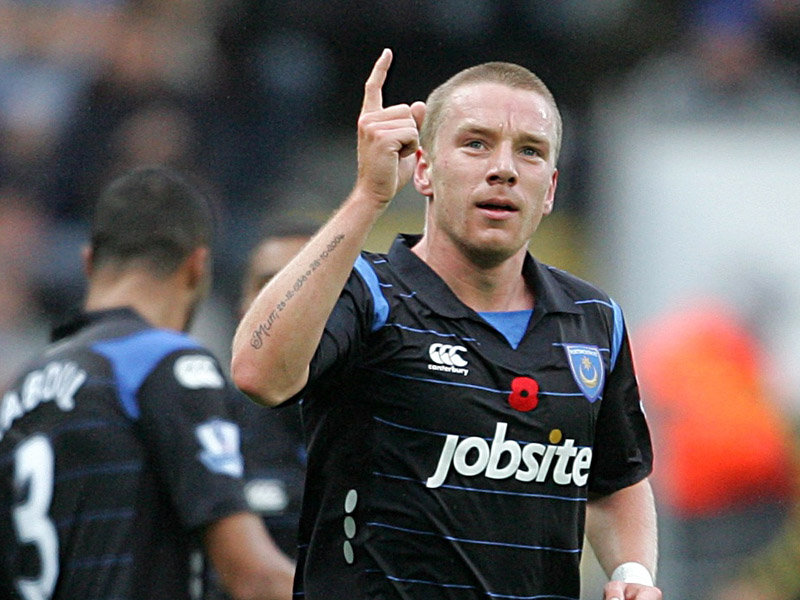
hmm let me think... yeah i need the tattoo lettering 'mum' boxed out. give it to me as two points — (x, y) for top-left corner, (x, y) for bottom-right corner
(250, 233), (345, 349)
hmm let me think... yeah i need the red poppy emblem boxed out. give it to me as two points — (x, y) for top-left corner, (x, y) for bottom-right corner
(508, 377), (539, 411)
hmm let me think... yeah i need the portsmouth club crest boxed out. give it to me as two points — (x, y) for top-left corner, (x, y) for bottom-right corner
(564, 344), (604, 402)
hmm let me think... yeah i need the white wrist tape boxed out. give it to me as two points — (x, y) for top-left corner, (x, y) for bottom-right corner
(610, 562), (654, 586)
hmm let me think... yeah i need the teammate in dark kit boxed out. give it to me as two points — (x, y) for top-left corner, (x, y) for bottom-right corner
(206, 221), (317, 600)
(0, 167), (294, 600)
(232, 50), (662, 600)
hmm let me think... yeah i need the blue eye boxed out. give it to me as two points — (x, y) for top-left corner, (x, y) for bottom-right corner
(521, 147), (539, 157)
(466, 140), (484, 149)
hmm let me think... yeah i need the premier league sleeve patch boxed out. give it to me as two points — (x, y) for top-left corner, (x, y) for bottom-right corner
(564, 344), (604, 402)
(195, 418), (245, 477)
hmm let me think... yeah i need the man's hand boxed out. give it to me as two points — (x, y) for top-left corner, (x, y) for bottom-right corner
(356, 48), (426, 205)
(604, 580), (663, 600)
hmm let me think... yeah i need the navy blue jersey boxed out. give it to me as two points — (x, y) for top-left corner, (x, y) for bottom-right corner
(0, 308), (250, 600)
(292, 235), (653, 600)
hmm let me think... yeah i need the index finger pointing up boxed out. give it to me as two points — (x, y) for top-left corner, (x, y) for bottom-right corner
(362, 48), (392, 113)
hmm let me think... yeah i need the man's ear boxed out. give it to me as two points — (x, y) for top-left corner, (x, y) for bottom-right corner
(413, 148), (433, 197)
(184, 246), (210, 290)
(82, 245), (94, 278)
(543, 169), (558, 216)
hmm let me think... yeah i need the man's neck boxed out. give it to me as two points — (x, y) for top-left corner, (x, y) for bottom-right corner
(84, 269), (191, 332)
(411, 237), (533, 313)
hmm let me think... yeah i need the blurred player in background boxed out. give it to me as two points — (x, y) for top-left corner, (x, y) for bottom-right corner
(634, 299), (796, 600)
(232, 49), (661, 600)
(0, 166), (294, 600)
(207, 217), (316, 600)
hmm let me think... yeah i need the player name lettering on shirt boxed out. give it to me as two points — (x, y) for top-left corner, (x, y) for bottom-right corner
(0, 361), (87, 442)
(426, 422), (592, 489)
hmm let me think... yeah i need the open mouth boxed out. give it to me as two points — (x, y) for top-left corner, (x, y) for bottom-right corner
(476, 201), (518, 213)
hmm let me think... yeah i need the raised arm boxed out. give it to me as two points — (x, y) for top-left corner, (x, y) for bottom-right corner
(585, 478), (662, 600)
(231, 49), (426, 406)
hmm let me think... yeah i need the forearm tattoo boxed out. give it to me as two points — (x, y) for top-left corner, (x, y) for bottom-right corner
(250, 233), (346, 349)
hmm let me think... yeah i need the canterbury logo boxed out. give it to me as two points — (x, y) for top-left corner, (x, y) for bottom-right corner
(427, 343), (469, 376)
(428, 344), (468, 367)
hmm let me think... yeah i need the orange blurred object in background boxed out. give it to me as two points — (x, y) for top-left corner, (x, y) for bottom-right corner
(635, 300), (796, 516)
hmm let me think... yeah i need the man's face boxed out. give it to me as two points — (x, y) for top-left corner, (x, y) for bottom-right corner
(240, 235), (310, 316)
(414, 82), (558, 265)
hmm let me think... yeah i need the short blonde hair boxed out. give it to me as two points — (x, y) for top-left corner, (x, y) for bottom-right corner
(419, 62), (563, 164)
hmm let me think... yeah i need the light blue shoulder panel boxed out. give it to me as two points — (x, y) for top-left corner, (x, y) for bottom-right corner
(354, 255), (390, 331)
(92, 330), (201, 419)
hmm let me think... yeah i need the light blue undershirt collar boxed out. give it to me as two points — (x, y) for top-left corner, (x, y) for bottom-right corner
(478, 309), (533, 349)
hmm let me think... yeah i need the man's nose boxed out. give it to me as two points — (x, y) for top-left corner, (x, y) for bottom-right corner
(486, 144), (518, 185)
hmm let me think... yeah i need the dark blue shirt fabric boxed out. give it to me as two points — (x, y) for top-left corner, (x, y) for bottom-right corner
(290, 234), (653, 600)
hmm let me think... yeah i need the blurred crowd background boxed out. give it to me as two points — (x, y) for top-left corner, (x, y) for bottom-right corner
(2, 0), (800, 598)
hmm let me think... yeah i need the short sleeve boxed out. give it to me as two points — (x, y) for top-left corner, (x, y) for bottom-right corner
(136, 349), (250, 530)
(588, 324), (654, 496)
(299, 262), (380, 398)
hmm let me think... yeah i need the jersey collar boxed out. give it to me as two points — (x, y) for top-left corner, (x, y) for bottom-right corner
(388, 234), (582, 320)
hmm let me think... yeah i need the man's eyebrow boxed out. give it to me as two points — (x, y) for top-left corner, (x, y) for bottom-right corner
(519, 134), (551, 151)
(515, 127), (551, 144)
(456, 123), (551, 146)
(455, 123), (495, 137)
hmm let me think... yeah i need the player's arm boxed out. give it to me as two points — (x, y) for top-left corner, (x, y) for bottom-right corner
(203, 511), (295, 600)
(586, 478), (662, 600)
(231, 48), (425, 406)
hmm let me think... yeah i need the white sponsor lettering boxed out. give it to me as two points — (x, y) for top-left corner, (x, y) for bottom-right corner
(426, 422), (592, 489)
(0, 361), (87, 443)
(427, 363), (469, 376)
(244, 478), (289, 513)
(174, 355), (224, 389)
